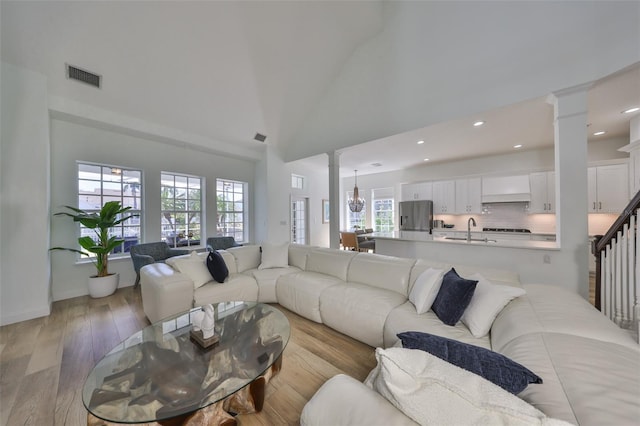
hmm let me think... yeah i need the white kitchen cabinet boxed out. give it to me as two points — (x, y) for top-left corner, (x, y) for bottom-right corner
(432, 180), (455, 214)
(455, 178), (482, 214)
(529, 172), (555, 214)
(400, 181), (433, 201)
(588, 164), (628, 213)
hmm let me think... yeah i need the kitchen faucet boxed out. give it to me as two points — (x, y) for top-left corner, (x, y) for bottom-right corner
(467, 217), (477, 242)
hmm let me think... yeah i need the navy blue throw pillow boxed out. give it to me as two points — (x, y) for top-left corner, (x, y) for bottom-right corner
(431, 268), (478, 325)
(397, 331), (543, 394)
(206, 250), (229, 283)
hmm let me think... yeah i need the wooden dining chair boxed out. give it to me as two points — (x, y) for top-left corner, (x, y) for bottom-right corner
(340, 232), (361, 251)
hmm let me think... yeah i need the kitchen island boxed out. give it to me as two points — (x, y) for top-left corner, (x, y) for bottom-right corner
(368, 230), (568, 288)
(370, 230), (558, 250)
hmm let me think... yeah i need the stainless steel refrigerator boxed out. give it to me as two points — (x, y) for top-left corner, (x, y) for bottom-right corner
(399, 200), (434, 231)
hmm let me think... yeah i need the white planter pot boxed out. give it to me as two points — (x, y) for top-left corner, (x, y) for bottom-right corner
(88, 273), (119, 298)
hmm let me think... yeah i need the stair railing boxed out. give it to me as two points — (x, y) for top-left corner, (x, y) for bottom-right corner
(592, 190), (640, 340)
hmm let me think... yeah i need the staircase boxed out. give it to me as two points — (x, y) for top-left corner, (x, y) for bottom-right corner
(592, 190), (640, 342)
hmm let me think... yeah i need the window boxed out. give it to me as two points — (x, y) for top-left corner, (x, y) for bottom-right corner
(161, 173), (203, 248)
(77, 163), (142, 255)
(216, 179), (247, 243)
(372, 188), (394, 232)
(291, 174), (304, 190)
(346, 191), (366, 230)
(291, 197), (308, 244)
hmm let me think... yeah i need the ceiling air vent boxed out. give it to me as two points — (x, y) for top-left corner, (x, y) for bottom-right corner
(66, 64), (101, 88)
(254, 133), (267, 142)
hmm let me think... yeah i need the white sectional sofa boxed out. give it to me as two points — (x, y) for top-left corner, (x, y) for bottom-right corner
(140, 244), (640, 425)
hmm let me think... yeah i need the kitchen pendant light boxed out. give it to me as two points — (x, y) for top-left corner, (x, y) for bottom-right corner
(348, 170), (365, 213)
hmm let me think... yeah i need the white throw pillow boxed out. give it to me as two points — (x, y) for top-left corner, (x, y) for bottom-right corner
(408, 268), (445, 314)
(171, 251), (212, 289)
(259, 242), (290, 270)
(461, 273), (526, 338)
(365, 347), (570, 426)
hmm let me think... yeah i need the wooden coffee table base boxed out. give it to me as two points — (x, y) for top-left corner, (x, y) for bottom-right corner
(87, 356), (282, 426)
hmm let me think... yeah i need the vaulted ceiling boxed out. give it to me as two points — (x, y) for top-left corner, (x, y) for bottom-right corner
(2, 1), (639, 173)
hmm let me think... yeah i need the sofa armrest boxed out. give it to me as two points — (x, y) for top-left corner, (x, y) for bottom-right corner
(301, 374), (418, 426)
(140, 263), (194, 323)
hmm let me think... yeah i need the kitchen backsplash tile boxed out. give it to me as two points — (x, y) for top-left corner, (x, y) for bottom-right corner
(435, 202), (554, 233)
(434, 202), (618, 235)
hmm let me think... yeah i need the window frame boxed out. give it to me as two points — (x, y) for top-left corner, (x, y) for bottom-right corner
(216, 178), (248, 243)
(161, 172), (205, 248)
(76, 162), (143, 258)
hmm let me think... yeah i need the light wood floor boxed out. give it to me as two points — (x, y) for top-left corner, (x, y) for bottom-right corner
(0, 287), (376, 426)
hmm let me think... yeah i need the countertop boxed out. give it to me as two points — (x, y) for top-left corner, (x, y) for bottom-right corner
(369, 231), (559, 250)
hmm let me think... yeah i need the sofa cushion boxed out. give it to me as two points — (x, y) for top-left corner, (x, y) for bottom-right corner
(193, 274), (258, 306)
(347, 253), (416, 296)
(300, 374), (418, 426)
(398, 331), (542, 394)
(276, 271), (344, 323)
(408, 267), (445, 314)
(431, 268), (478, 326)
(461, 273), (526, 338)
(170, 251), (212, 289)
(305, 248), (357, 281)
(247, 266), (300, 303)
(227, 245), (262, 273)
(288, 244), (314, 270)
(364, 347), (569, 426)
(320, 282), (406, 347)
(206, 250), (229, 283)
(500, 332), (640, 426)
(383, 301), (491, 349)
(259, 242), (289, 270)
(407, 259), (452, 294)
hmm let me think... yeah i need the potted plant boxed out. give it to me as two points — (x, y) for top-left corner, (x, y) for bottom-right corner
(51, 201), (139, 298)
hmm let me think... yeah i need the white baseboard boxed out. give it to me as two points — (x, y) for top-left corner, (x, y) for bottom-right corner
(1, 303), (51, 326)
(52, 281), (135, 302)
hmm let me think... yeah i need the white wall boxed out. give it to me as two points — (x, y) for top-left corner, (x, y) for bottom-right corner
(288, 159), (330, 247)
(1, 62), (52, 325)
(49, 119), (255, 301)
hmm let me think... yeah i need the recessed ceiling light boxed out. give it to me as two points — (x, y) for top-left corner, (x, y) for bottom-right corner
(473, 121), (485, 127)
(623, 107), (639, 114)
(423, 158), (430, 162)
(593, 131), (606, 136)
(513, 144), (522, 149)
(417, 140), (425, 144)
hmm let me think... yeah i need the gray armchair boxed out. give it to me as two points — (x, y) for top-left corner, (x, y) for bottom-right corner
(206, 236), (241, 251)
(130, 242), (190, 286)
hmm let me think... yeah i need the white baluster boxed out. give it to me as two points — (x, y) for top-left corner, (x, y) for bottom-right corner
(604, 245), (611, 319)
(635, 211), (640, 339)
(615, 231), (623, 325)
(621, 225), (629, 326)
(629, 216), (636, 330)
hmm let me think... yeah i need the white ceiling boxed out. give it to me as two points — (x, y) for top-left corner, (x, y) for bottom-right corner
(1, 1), (638, 176)
(337, 64), (640, 175)
(0, 1), (383, 149)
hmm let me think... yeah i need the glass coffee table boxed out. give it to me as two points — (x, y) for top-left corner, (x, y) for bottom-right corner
(83, 302), (290, 425)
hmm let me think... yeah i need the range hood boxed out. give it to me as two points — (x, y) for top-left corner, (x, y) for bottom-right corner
(482, 175), (531, 203)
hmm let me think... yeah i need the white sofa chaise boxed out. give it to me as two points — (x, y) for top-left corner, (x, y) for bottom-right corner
(139, 244), (640, 425)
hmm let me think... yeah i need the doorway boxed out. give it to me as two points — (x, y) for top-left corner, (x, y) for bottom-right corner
(291, 197), (309, 244)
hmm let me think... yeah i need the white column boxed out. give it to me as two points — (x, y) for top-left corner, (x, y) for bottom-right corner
(328, 151), (341, 249)
(549, 84), (591, 300)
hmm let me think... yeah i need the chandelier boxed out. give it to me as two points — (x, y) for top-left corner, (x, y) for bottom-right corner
(348, 170), (365, 213)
